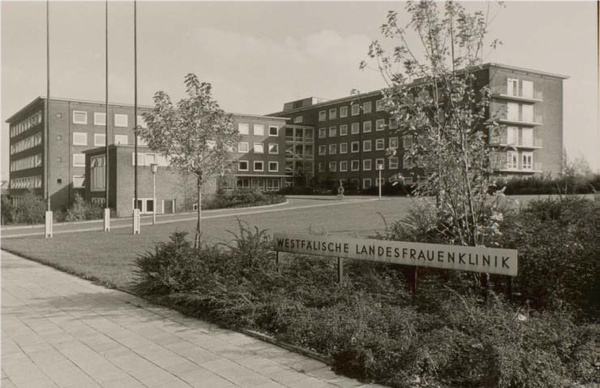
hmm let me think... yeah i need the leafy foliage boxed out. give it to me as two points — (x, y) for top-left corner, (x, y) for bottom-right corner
(203, 189), (285, 210)
(65, 194), (104, 222)
(8, 190), (46, 225)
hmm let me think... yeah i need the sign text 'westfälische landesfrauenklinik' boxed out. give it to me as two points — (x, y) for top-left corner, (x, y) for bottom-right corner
(273, 233), (518, 276)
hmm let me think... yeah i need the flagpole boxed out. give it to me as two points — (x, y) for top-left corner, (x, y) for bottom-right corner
(44, 0), (53, 238)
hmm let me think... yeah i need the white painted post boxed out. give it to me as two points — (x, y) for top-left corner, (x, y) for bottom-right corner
(151, 163), (158, 226)
(377, 163), (383, 200)
(132, 208), (140, 234)
(103, 208), (110, 232)
(44, 211), (53, 238)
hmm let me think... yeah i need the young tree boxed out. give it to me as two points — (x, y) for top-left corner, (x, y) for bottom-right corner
(362, 0), (504, 247)
(140, 74), (240, 247)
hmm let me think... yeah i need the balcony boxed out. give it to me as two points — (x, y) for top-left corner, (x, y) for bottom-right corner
(498, 114), (543, 126)
(495, 161), (543, 174)
(491, 85), (543, 103)
(490, 137), (543, 149)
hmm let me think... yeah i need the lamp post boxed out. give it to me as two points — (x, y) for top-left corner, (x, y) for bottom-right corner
(150, 163), (158, 225)
(377, 162), (384, 200)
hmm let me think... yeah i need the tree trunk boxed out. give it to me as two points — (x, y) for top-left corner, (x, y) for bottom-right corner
(195, 175), (202, 249)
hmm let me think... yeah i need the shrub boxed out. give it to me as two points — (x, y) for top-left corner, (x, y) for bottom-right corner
(202, 189), (285, 210)
(494, 174), (600, 196)
(1, 195), (13, 225)
(65, 194), (104, 222)
(10, 190), (46, 225)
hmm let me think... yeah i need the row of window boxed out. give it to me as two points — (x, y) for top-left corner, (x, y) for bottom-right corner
(318, 118), (398, 138)
(506, 78), (536, 99)
(10, 111), (43, 138)
(238, 142), (279, 154)
(317, 156), (413, 173)
(236, 177), (281, 191)
(318, 137), (408, 155)
(238, 123), (279, 137)
(72, 111), (147, 128)
(11, 175), (42, 189)
(10, 133), (42, 155)
(506, 151), (534, 170)
(503, 127), (535, 147)
(318, 99), (386, 121)
(10, 154), (42, 172)
(504, 102), (536, 123)
(72, 132), (147, 147)
(238, 160), (279, 173)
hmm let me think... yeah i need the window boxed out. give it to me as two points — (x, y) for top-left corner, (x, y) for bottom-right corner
(363, 140), (372, 152)
(507, 151), (518, 169)
(376, 138), (385, 150)
(254, 143), (264, 154)
(293, 116), (303, 124)
(73, 132), (87, 146)
(329, 126), (337, 137)
(132, 152), (145, 166)
(522, 152), (533, 170)
(237, 177), (251, 188)
(363, 101), (372, 113)
(73, 111), (87, 124)
(268, 143), (279, 154)
(253, 161), (264, 172)
(351, 104), (360, 116)
(114, 114), (128, 127)
(376, 99), (385, 112)
(329, 144), (337, 155)
(340, 143), (348, 154)
(266, 178), (281, 191)
(328, 162), (337, 172)
(72, 175), (85, 189)
(269, 161), (279, 172)
(403, 155), (414, 169)
(389, 137), (399, 149)
(376, 119), (386, 131)
(109, 135), (125, 146)
(522, 80), (534, 99)
(351, 141), (360, 153)
(318, 163), (325, 173)
(507, 78), (519, 96)
(319, 128), (327, 138)
(351, 123), (360, 134)
(351, 160), (360, 171)
(507, 103), (519, 121)
(363, 121), (372, 133)
(94, 112), (106, 126)
(238, 142), (249, 153)
(522, 128), (533, 146)
(319, 145), (327, 155)
(238, 161), (249, 171)
(363, 178), (372, 189)
(403, 137), (413, 149)
(94, 133), (106, 146)
(506, 127), (518, 145)
(137, 115), (147, 128)
(340, 161), (348, 172)
(319, 111), (327, 121)
(389, 117), (399, 129)
(340, 106), (348, 118)
(375, 158), (385, 170)
(389, 157), (399, 169)
(252, 124), (264, 136)
(269, 126), (279, 136)
(329, 108), (337, 119)
(90, 155), (105, 191)
(522, 104), (533, 123)
(340, 125), (348, 136)
(239, 123), (249, 135)
(363, 159), (372, 171)
(73, 154), (85, 167)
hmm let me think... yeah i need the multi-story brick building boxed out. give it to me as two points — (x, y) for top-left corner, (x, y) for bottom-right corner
(270, 63), (568, 189)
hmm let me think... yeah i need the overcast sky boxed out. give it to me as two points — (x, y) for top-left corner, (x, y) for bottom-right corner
(1, 1), (598, 181)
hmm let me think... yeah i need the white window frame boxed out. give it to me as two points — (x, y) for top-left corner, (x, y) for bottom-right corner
(340, 161), (348, 172)
(389, 137), (399, 149)
(375, 99), (385, 112)
(340, 106), (348, 118)
(254, 143), (264, 154)
(507, 151), (518, 170)
(115, 134), (128, 145)
(351, 104), (360, 116)
(319, 111), (327, 121)
(319, 145), (327, 156)
(73, 132), (88, 146)
(522, 128), (534, 147)
(329, 108), (337, 120)
(339, 124), (348, 136)
(363, 121), (372, 133)
(293, 116), (303, 124)
(522, 104), (534, 123)
(94, 133), (106, 146)
(238, 142), (249, 153)
(363, 178), (372, 189)
(363, 159), (372, 171)
(506, 127), (519, 145)
(403, 155), (414, 169)
(351, 160), (360, 171)
(522, 152), (533, 170)
(363, 101), (372, 114)
(73, 111), (88, 125)
(351, 123), (360, 135)
(253, 161), (264, 172)
(94, 112), (106, 126)
(507, 78), (519, 96)
(238, 123), (249, 135)
(340, 143), (348, 154)
(328, 161), (337, 172)
(363, 140), (372, 152)
(254, 124), (265, 136)
(268, 161), (279, 172)
(375, 158), (385, 170)
(376, 138), (385, 151)
(269, 126), (279, 136)
(268, 143), (279, 154)
(522, 80), (534, 99)
(351, 141), (360, 153)
(73, 153), (86, 167)
(319, 128), (327, 138)
(72, 175), (85, 188)
(114, 114), (128, 128)
(329, 144), (337, 155)
(238, 160), (249, 171)
(389, 157), (399, 169)
(329, 126), (337, 137)
(375, 119), (386, 131)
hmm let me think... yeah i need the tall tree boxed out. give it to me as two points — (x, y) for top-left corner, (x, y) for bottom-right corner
(362, 0), (505, 247)
(140, 74), (240, 247)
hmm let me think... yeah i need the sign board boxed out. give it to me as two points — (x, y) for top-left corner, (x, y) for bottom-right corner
(272, 233), (518, 276)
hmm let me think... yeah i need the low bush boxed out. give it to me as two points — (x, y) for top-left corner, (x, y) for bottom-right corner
(202, 189), (285, 210)
(9, 190), (46, 225)
(65, 194), (104, 222)
(1, 195), (13, 225)
(494, 174), (600, 195)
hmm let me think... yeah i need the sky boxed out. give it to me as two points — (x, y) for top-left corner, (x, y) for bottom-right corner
(1, 1), (598, 181)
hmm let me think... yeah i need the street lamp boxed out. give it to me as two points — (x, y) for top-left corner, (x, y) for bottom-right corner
(150, 163), (158, 225)
(376, 162), (384, 200)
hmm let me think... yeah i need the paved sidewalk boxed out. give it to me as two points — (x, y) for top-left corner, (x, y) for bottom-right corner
(1, 251), (384, 388)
